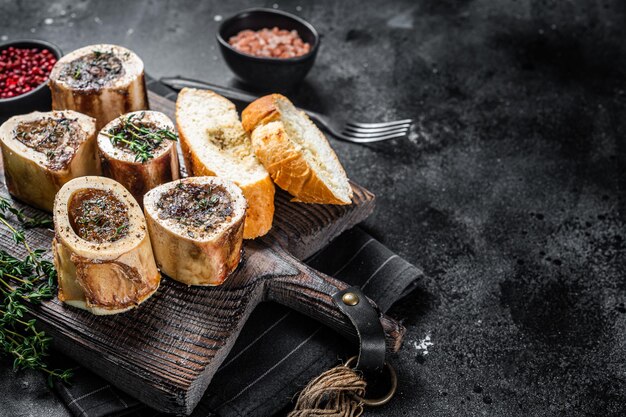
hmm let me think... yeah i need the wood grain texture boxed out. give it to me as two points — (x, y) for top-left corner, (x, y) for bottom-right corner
(0, 91), (405, 415)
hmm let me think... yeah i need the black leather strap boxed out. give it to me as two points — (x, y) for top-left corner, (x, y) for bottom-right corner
(332, 286), (386, 373)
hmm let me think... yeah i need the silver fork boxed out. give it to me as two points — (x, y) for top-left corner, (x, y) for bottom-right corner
(159, 77), (412, 143)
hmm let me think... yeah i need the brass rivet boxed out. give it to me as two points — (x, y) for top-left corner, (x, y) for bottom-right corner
(342, 292), (359, 306)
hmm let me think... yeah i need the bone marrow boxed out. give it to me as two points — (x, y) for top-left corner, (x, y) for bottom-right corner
(58, 49), (125, 89)
(53, 176), (160, 315)
(14, 116), (84, 170)
(143, 177), (246, 286)
(49, 44), (148, 129)
(98, 111), (180, 206)
(0, 110), (101, 211)
(157, 182), (234, 238)
(68, 189), (130, 243)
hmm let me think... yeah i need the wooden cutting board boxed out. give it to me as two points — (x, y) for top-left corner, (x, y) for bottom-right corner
(2, 91), (404, 415)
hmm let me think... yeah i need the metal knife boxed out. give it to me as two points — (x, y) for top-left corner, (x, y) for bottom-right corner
(159, 76), (335, 138)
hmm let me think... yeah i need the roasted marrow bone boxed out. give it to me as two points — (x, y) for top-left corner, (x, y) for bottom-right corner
(0, 110), (101, 211)
(49, 44), (148, 129)
(144, 177), (246, 286)
(53, 176), (160, 315)
(98, 111), (180, 206)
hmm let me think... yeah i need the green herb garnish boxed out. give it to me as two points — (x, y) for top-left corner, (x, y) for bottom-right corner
(197, 194), (219, 210)
(114, 224), (128, 237)
(0, 196), (72, 385)
(102, 113), (178, 163)
(0, 198), (52, 230)
(198, 198), (209, 209)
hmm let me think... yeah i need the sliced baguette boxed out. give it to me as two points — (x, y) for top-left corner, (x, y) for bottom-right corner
(175, 88), (275, 239)
(242, 94), (352, 205)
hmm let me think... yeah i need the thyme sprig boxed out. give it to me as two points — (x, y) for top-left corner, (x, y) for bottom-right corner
(0, 196), (72, 385)
(0, 197), (52, 230)
(102, 112), (178, 163)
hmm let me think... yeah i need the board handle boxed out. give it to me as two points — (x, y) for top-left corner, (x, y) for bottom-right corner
(261, 244), (405, 353)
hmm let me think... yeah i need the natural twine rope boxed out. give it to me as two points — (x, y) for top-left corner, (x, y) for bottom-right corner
(288, 363), (367, 417)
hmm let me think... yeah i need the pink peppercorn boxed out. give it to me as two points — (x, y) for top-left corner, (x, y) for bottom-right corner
(0, 46), (57, 99)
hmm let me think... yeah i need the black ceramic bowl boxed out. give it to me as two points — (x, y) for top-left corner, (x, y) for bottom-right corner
(217, 8), (320, 90)
(0, 39), (63, 117)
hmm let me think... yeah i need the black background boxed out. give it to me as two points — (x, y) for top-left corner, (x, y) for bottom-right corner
(1, 0), (626, 416)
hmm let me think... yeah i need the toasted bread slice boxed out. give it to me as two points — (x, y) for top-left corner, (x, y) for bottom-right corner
(176, 88), (274, 239)
(242, 94), (352, 205)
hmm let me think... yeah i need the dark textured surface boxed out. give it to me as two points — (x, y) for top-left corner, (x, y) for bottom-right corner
(1, 0), (626, 416)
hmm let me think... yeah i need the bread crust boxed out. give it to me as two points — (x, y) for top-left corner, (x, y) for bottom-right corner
(176, 88), (275, 239)
(242, 94), (352, 205)
(251, 124), (349, 204)
(241, 94), (282, 133)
